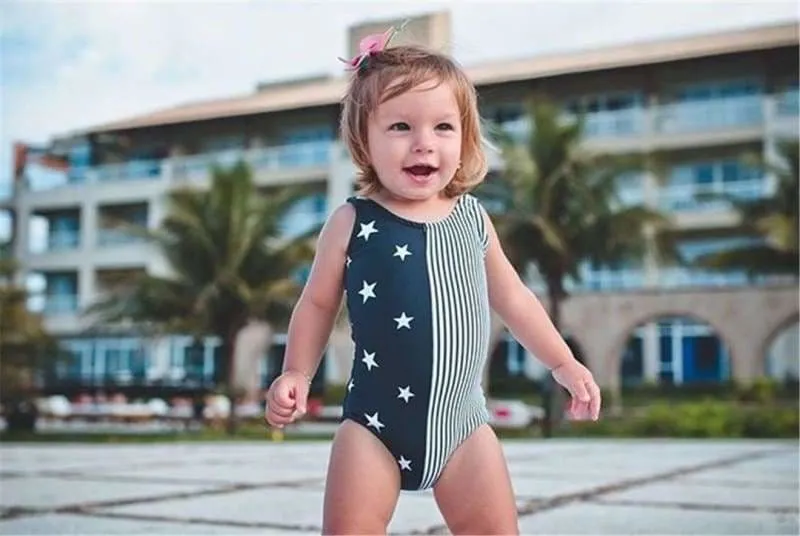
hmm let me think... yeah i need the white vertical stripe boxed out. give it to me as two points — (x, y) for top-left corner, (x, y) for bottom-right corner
(421, 196), (491, 489)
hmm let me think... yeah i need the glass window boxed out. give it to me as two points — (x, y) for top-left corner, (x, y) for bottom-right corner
(694, 164), (714, 185)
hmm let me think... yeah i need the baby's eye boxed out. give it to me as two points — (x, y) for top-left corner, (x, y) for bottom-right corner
(436, 123), (455, 131)
(389, 122), (410, 131)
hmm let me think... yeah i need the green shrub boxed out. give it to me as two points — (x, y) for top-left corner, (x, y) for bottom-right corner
(561, 399), (798, 438)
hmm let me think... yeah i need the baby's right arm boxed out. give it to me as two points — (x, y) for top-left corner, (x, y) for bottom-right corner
(279, 202), (355, 380)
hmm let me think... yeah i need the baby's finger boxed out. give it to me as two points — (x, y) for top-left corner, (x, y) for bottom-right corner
(589, 383), (602, 420)
(568, 379), (591, 404)
(269, 403), (295, 418)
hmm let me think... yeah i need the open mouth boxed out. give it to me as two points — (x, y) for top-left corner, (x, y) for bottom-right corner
(403, 165), (438, 179)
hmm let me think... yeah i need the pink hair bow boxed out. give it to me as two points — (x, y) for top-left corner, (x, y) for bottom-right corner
(338, 22), (406, 72)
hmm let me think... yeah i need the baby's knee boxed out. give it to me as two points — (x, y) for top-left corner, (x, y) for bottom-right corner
(322, 513), (389, 535)
(448, 514), (519, 536)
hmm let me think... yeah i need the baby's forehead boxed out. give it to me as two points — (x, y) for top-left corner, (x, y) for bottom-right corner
(374, 78), (460, 115)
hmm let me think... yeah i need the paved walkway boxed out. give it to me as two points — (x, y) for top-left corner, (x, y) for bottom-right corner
(0, 439), (797, 534)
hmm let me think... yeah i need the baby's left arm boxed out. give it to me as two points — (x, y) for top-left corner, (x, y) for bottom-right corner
(481, 208), (601, 420)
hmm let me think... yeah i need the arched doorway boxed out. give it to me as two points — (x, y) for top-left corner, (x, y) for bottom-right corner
(619, 315), (732, 387)
(765, 320), (799, 383)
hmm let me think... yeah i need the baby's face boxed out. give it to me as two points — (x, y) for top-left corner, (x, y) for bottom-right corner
(366, 79), (462, 202)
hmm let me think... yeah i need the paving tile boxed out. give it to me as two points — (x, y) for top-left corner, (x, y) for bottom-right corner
(0, 513), (275, 534)
(96, 487), (446, 534)
(518, 501), (799, 535)
(0, 476), (219, 510)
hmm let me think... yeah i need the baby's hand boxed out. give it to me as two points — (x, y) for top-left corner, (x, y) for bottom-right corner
(551, 360), (601, 421)
(265, 370), (310, 429)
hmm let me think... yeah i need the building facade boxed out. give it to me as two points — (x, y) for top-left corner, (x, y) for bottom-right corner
(5, 13), (799, 398)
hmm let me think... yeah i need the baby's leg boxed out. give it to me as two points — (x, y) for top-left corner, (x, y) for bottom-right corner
(322, 419), (401, 535)
(433, 424), (519, 535)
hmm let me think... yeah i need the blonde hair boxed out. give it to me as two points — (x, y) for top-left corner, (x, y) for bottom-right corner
(340, 45), (488, 198)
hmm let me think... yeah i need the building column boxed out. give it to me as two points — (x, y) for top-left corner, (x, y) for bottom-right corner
(327, 142), (354, 214)
(78, 265), (96, 311)
(12, 204), (30, 287)
(81, 201), (97, 252)
(642, 322), (660, 382)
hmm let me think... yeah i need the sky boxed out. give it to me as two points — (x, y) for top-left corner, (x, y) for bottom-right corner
(1, 0), (798, 202)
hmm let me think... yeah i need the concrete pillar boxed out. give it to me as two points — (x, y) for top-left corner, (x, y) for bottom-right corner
(78, 265), (96, 311)
(642, 322), (660, 382)
(81, 201), (97, 252)
(12, 204), (30, 287)
(327, 142), (355, 214)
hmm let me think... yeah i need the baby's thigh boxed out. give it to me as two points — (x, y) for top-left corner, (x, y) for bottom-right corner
(322, 419), (401, 535)
(433, 424), (519, 535)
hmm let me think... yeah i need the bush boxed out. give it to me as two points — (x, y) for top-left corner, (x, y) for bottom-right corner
(563, 399), (799, 439)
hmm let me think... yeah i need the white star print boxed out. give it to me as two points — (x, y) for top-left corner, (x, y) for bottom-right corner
(357, 221), (378, 241)
(397, 386), (415, 403)
(393, 244), (412, 261)
(347, 379), (354, 392)
(398, 456), (412, 471)
(362, 350), (378, 371)
(365, 412), (385, 432)
(346, 256), (351, 267)
(394, 312), (414, 330)
(358, 281), (376, 304)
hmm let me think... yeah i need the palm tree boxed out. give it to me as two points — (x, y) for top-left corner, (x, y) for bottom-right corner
(484, 97), (674, 434)
(87, 160), (317, 433)
(0, 242), (62, 432)
(692, 141), (798, 277)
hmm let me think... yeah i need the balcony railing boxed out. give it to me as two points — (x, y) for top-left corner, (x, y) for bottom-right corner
(655, 94), (763, 133)
(658, 267), (753, 288)
(776, 88), (799, 117)
(570, 268), (647, 291)
(172, 141), (331, 182)
(97, 228), (146, 247)
(43, 294), (79, 314)
(658, 179), (768, 212)
(88, 159), (164, 183)
(47, 230), (80, 251)
(578, 108), (647, 138)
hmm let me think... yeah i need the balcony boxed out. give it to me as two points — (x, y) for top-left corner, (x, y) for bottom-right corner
(46, 229), (80, 251)
(171, 141), (332, 183)
(97, 229), (145, 247)
(655, 94), (763, 133)
(491, 92), (792, 155)
(568, 268), (647, 292)
(42, 293), (79, 314)
(657, 267), (753, 289)
(776, 87), (799, 117)
(496, 107), (646, 142)
(658, 179), (768, 212)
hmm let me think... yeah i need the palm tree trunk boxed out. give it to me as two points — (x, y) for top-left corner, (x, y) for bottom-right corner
(224, 330), (240, 435)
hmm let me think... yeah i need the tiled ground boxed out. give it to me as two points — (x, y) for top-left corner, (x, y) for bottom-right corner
(0, 439), (797, 534)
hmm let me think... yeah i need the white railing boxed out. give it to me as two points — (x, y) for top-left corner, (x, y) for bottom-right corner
(655, 94), (763, 133)
(171, 140), (332, 182)
(580, 108), (647, 138)
(89, 159), (164, 183)
(43, 294), (79, 314)
(776, 88), (799, 117)
(658, 179), (768, 212)
(47, 230), (80, 251)
(658, 267), (752, 289)
(497, 107), (647, 141)
(97, 229), (146, 247)
(567, 268), (647, 292)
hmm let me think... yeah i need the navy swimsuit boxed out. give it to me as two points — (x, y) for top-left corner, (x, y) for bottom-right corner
(341, 193), (492, 491)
